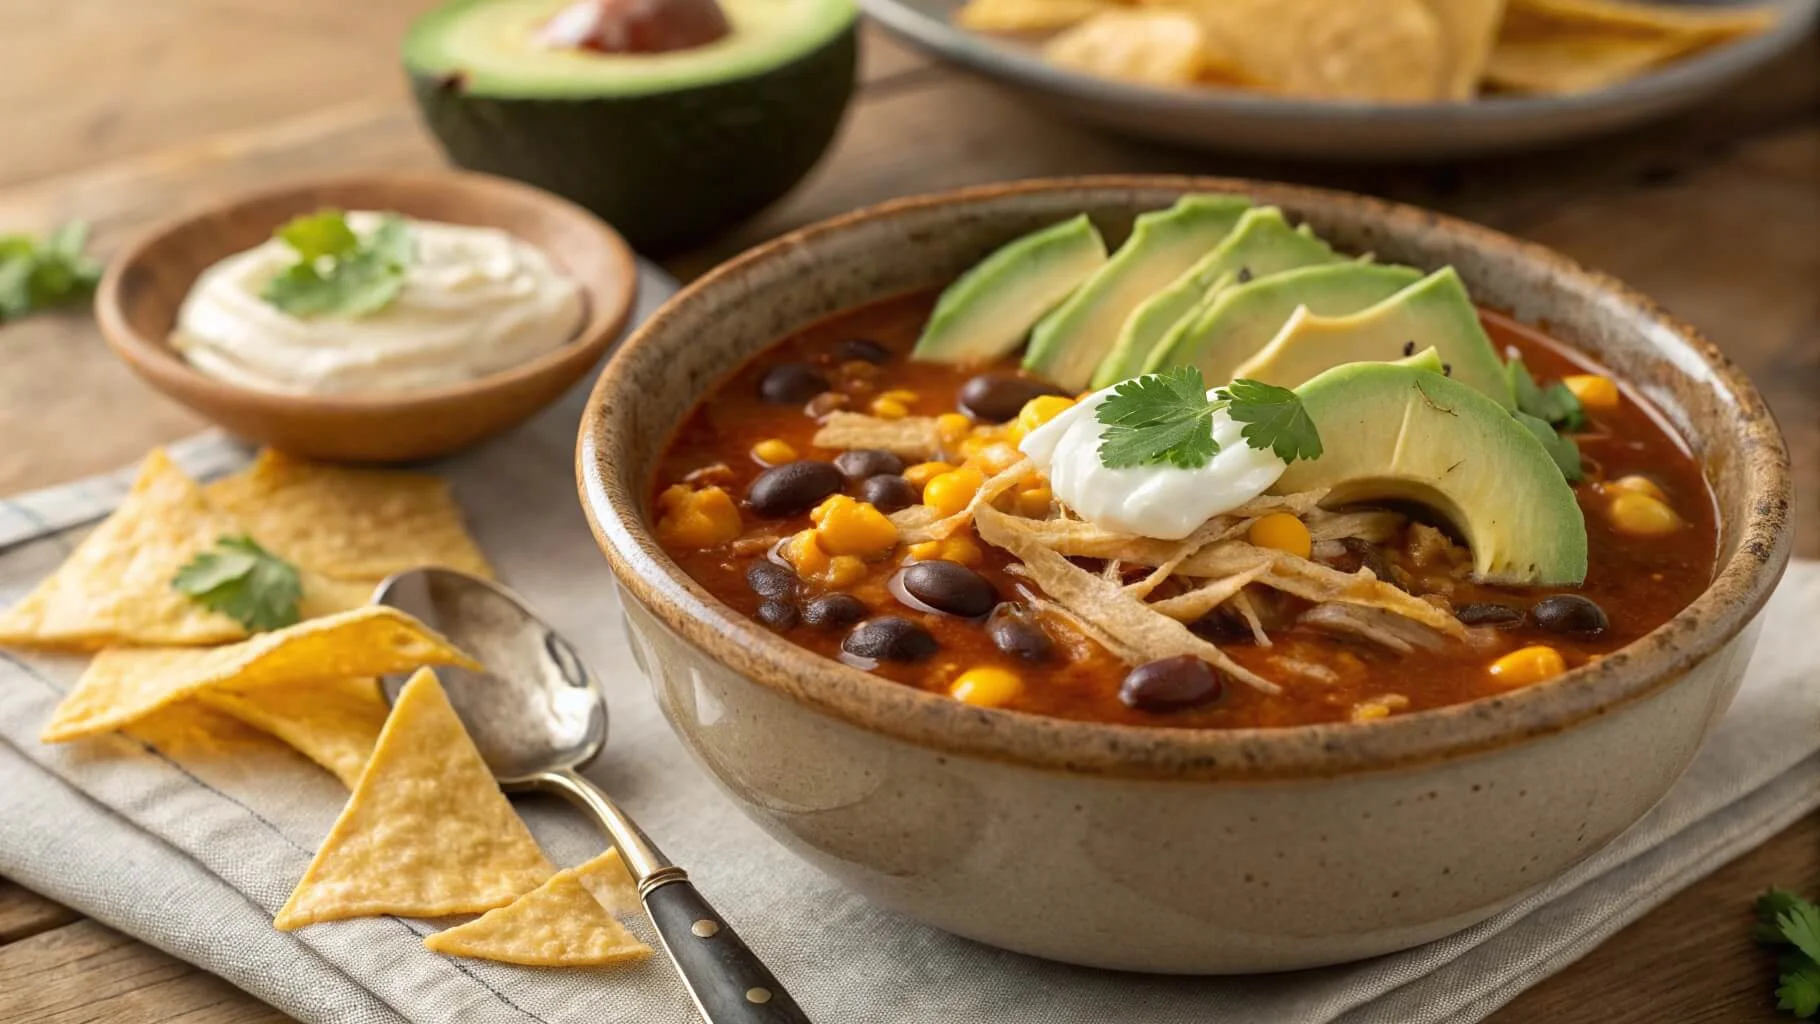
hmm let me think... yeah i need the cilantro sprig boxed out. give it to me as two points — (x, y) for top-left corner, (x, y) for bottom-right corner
(0, 221), (102, 323)
(1095, 366), (1322, 470)
(172, 535), (302, 632)
(1757, 888), (1820, 1018)
(260, 209), (412, 318)
(1507, 353), (1586, 432)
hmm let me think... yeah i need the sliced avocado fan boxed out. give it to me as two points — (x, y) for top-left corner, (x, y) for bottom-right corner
(1233, 268), (1515, 409)
(1275, 363), (1587, 586)
(1022, 194), (1250, 389)
(1144, 262), (1424, 384)
(912, 215), (1108, 365)
(1088, 207), (1345, 391)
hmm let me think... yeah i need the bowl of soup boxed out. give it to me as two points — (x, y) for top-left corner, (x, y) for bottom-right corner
(578, 177), (1790, 973)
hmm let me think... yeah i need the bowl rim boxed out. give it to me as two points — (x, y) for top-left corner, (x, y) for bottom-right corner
(96, 169), (638, 414)
(578, 175), (1793, 782)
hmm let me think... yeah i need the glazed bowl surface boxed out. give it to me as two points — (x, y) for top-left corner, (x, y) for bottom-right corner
(99, 171), (636, 463)
(578, 176), (1790, 972)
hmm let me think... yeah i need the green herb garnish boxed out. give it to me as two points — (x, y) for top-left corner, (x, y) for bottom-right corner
(1096, 366), (1322, 470)
(260, 209), (412, 318)
(171, 535), (302, 632)
(1756, 888), (1820, 1018)
(1507, 354), (1586, 432)
(0, 221), (102, 323)
(1515, 410), (1584, 482)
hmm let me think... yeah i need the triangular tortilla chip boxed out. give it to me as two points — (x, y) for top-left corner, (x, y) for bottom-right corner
(274, 669), (553, 930)
(197, 677), (389, 788)
(1417, 0), (1507, 99)
(0, 449), (368, 650)
(122, 700), (284, 758)
(40, 606), (478, 743)
(204, 450), (493, 582)
(424, 850), (651, 966)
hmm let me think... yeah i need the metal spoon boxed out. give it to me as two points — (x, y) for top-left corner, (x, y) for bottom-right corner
(375, 568), (810, 1024)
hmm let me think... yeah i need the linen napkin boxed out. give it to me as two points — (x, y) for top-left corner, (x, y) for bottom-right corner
(2, 259), (1816, 1024)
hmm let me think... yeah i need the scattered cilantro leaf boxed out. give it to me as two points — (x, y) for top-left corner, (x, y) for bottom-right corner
(1782, 902), (1820, 966)
(1507, 354), (1586, 432)
(1218, 378), (1323, 464)
(1779, 962), (1820, 1019)
(171, 535), (302, 632)
(260, 209), (412, 318)
(1515, 410), (1583, 482)
(1756, 889), (1820, 1019)
(0, 220), (103, 323)
(1762, 889), (1813, 943)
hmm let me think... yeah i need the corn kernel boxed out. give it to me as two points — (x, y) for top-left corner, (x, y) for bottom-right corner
(903, 461), (954, 489)
(923, 467), (986, 517)
(1247, 512), (1313, 560)
(1488, 645), (1567, 687)
(906, 535), (983, 567)
(1608, 490), (1683, 537)
(655, 484), (742, 549)
(936, 412), (974, 446)
(1008, 394), (1076, 443)
(879, 388), (919, 405)
(1015, 484), (1054, 519)
(782, 529), (830, 578)
(949, 667), (1023, 707)
(1352, 703), (1391, 721)
(1563, 374), (1619, 410)
(957, 436), (990, 461)
(1606, 474), (1668, 503)
(825, 555), (867, 589)
(809, 495), (900, 558)
(750, 438), (797, 466)
(870, 397), (910, 420)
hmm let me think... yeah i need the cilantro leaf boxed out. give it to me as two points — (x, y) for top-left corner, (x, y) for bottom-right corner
(260, 210), (412, 319)
(1507, 354), (1586, 432)
(1779, 961), (1820, 1019)
(0, 220), (102, 323)
(1219, 378), (1323, 464)
(171, 535), (302, 632)
(1096, 366), (1223, 469)
(1762, 889), (1814, 943)
(1782, 902), (1820, 966)
(1515, 410), (1584, 482)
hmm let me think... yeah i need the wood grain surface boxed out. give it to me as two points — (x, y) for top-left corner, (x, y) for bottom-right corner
(0, 2), (1815, 1022)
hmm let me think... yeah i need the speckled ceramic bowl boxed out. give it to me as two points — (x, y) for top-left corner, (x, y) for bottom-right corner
(578, 177), (1792, 973)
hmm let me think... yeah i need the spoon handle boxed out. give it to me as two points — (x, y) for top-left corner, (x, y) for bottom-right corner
(642, 871), (812, 1023)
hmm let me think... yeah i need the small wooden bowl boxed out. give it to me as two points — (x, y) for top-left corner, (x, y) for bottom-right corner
(98, 171), (637, 463)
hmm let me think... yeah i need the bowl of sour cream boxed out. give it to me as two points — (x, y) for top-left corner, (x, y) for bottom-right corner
(98, 172), (637, 462)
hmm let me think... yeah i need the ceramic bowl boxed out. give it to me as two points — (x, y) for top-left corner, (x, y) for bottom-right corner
(99, 171), (636, 463)
(578, 177), (1792, 973)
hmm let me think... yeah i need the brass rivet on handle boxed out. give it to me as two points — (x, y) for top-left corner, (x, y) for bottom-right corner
(692, 919), (720, 938)
(746, 988), (772, 1004)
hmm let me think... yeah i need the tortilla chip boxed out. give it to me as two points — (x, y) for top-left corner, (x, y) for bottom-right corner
(811, 413), (942, 460)
(197, 677), (389, 788)
(956, 0), (1116, 33)
(274, 669), (553, 930)
(1486, 18), (1703, 93)
(122, 701), (284, 758)
(0, 450), (367, 650)
(1043, 9), (1207, 87)
(1507, 0), (1775, 38)
(424, 849), (650, 966)
(975, 504), (1279, 693)
(204, 450), (492, 582)
(1416, 0), (1508, 99)
(1190, 0), (1446, 102)
(40, 606), (479, 743)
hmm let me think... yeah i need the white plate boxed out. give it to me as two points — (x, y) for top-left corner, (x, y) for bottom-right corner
(860, 0), (1819, 160)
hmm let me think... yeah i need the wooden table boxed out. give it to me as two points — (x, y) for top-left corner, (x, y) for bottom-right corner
(0, 3), (1815, 1020)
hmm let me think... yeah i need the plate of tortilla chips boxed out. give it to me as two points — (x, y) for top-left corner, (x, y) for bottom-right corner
(860, 0), (1817, 158)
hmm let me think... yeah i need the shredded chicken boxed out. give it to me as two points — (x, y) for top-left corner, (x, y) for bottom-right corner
(1298, 603), (1449, 653)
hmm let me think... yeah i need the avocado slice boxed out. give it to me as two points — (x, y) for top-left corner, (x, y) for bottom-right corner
(1143, 262), (1424, 384)
(1022, 195), (1250, 388)
(1088, 208), (1344, 390)
(910, 215), (1108, 366)
(1276, 363), (1587, 585)
(1233, 268), (1515, 409)
(404, 0), (857, 252)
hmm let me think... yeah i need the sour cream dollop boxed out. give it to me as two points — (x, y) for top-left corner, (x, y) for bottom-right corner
(1018, 383), (1287, 540)
(171, 212), (585, 395)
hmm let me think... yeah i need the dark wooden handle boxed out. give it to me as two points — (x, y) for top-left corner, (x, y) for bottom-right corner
(643, 877), (811, 1023)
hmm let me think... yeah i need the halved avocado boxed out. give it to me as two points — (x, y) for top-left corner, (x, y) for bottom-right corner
(1022, 195), (1250, 388)
(1144, 262), (1424, 383)
(1275, 363), (1587, 585)
(1233, 268), (1514, 409)
(1088, 208), (1343, 390)
(404, 0), (857, 252)
(911, 215), (1108, 365)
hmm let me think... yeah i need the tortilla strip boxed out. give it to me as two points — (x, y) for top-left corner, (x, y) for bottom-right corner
(1009, 575), (1144, 665)
(1306, 509), (1405, 544)
(1173, 541), (1465, 638)
(1230, 591), (1272, 647)
(1147, 564), (1272, 622)
(975, 505), (1279, 694)
(812, 413), (942, 460)
(890, 460), (1032, 543)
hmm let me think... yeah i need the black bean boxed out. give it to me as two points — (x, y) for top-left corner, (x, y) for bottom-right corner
(1188, 612), (1253, 644)
(834, 337), (892, 364)
(757, 362), (830, 404)
(746, 562), (799, 600)
(986, 603), (1053, 661)
(1530, 594), (1609, 637)
(858, 474), (918, 514)
(842, 617), (938, 662)
(802, 593), (868, 629)
(957, 373), (1071, 423)
(894, 560), (998, 618)
(833, 448), (905, 482)
(1120, 655), (1224, 713)
(756, 599), (800, 631)
(1457, 602), (1525, 628)
(745, 461), (843, 517)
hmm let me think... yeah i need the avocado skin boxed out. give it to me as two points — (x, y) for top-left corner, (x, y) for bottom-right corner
(408, 26), (856, 253)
